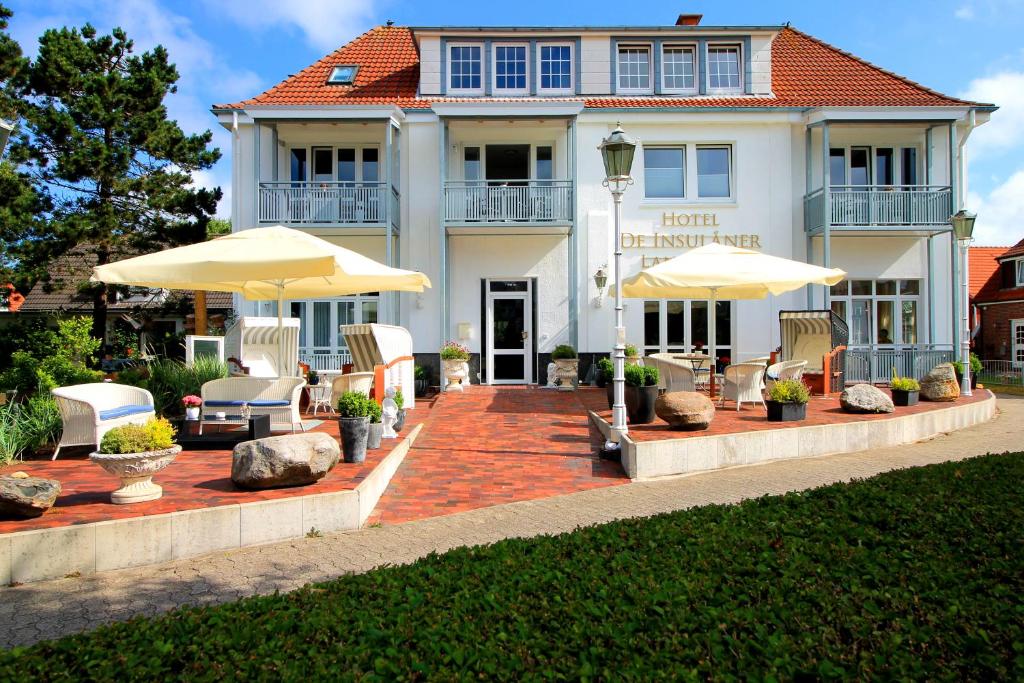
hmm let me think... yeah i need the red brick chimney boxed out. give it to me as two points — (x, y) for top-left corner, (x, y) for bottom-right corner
(676, 14), (703, 26)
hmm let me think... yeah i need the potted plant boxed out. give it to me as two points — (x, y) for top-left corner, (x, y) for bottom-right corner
(765, 378), (810, 422)
(595, 357), (612, 389)
(89, 418), (180, 504)
(890, 374), (921, 407)
(551, 344), (579, 391)
(181, 394), (201, 421)
(307, 369), (320, 386)
(624, 364), (659, 424)
(337, 391), (372, 463)
(951, 353), (982, 389)
(366, 398), (383, 450)
(414, 365), (429, 397)
(393, 388), (407, 432)
(440, 341), (470, 392)
(624, 343), (641, 366)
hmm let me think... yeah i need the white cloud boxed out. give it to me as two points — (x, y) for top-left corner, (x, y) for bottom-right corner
(967, 172), (1024, 246)
(955, 5), (976, 19)
(959, 71), (1024, 158)
(218, 0), (380, 52)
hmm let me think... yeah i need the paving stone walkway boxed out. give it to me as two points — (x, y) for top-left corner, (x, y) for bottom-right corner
(2, 393), (1020, 649)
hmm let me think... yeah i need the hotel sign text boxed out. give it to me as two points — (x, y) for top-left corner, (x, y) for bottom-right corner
(620, 212), (763, 267)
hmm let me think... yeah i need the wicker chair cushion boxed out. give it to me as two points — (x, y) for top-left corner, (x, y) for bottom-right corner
(204, 399), (291, 407)
(97, 405), (154, 421)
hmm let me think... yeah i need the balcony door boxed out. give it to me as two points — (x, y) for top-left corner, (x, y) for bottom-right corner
(485, 144), (529, 182)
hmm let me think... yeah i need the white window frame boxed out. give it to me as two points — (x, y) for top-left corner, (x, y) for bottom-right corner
(1012, 319), (1024, 368)
(695, 144), (735, 200)
(536, 42), (574, 95)
(642, 299), (734, 362)
(661, 44), (698, 94)
(447, 42), (485, 95)
(829, 279), (922, 347)
(642, 145), (686, 199)
(1015, 258), (1024, 287)
(491, 42), (530, 95)
(705, 43), (743, 94)
(616, 43), (654, 94)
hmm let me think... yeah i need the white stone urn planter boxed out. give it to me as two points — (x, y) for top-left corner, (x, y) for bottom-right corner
(89, 446), (181, 504)
(442, 359), (469, 392)
(553, 359), (579, 391)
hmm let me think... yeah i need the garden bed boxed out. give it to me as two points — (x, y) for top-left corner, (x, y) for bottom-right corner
(2, 452), (1022, 678)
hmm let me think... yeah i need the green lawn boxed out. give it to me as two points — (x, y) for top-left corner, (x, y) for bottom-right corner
(4, 453), (1024, 681)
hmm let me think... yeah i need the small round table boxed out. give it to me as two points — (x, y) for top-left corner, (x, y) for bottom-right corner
(307, 383), (334, 416)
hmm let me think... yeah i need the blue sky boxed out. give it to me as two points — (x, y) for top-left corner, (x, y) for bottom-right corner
(8, 0), (1024, 246)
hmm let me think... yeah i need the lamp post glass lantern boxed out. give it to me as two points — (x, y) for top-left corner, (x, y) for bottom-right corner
(950, 209), (976, 396)
(599, 124), (638, 450)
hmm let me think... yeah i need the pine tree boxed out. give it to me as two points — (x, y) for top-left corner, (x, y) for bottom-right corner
(12, 23), (221, 341)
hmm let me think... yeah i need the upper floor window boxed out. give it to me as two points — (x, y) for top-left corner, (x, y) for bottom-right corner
(662, 45), (697, 93)
(644, 147), (685, 198)
(493, 44), (528, 93)
(1005, 258), (1024, 288)
(539, 44), (573, 93)
(449, 44), (482, 93)
(707, 45), (741, 92)
(617, 44), (652, 93)
(1019, 259), (1024, 287)
(697, 145), (732, 198)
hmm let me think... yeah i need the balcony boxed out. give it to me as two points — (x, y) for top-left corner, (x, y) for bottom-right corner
(258, 181), (396, 227)
(804, 185), (952, 233)
(443, 180), (573, 226)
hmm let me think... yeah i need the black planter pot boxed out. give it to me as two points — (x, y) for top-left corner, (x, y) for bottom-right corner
(892, 389), (919, 407)
(415, 379), (429, 398)
(596, 371), (608, 389)
(367, 422), (383, 450)
(625, 384), (659, 424)
(308, 376), (320, 386)
(394, 408), (407, 432)
(606, 382), (614, 410)
(766, 400), (807, 422)
(339, 416), (369, 463)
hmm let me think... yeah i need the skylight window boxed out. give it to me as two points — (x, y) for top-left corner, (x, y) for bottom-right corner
(327, 65), (359, 85)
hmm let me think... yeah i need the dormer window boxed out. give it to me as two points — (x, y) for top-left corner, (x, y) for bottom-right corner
(493, 43), (528, 94)
(538, 43), (573, 94)
(327, 65), (359, 85)
(662, 45), (697, 94)
(706, 44), (742, 92)
(448, 44), (484, 94)
(617, 44), (653, 94)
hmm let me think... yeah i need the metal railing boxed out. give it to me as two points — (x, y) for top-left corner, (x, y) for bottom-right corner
(258, 182), (389, 225)
(976, 359), (1024, 386)
(804, 185), (952, 231)
(300, 351), (353, 372)
(444, 179), (573, 223)
(844, 345), (955, 384)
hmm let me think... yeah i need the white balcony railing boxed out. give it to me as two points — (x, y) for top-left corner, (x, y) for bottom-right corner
(804, 185), (952, 231)
(259, 182), (388, 225)
(300, 351), (352, 372)
(444, 180), (573, 224)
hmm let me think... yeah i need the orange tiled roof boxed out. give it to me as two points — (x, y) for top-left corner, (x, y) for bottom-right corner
(215, 25), (983, 111)
(998, 237), (1024, 261)
(969, 247), (1007, 299)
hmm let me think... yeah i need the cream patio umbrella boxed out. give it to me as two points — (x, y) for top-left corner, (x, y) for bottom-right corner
(621, 242), (845, 393)
(91, 226), (431, 375)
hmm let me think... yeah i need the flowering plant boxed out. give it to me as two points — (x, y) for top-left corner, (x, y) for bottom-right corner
(440, 341), (470, 361)
(181, 395), (202, 408)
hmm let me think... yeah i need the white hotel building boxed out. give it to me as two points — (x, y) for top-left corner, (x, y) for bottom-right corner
(213, 14), (994, 385)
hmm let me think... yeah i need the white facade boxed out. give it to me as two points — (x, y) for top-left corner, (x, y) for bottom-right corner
(216, 22), (990, 384)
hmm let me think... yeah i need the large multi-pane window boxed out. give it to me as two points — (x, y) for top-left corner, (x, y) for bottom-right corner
(539, 44), (572, 92)
(662, 45), (696, 92)
(707, 45), (741, 91)
(829, 279), (921, 346)
(493, 44), (527, 92)
(617, 45), (652, 92)
(291, 294), (380, 361)
(643, 300), (732, 368)
(449, 45), (482, 91)
(697, 146), (732, 198)
(643, 147), (685, 198)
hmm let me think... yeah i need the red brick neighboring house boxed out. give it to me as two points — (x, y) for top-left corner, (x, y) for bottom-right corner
(971, 239), (1024, 363)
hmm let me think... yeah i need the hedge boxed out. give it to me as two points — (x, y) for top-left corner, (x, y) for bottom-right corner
(3, 453), (1023, 680)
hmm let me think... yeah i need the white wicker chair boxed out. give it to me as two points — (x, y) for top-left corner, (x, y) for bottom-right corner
(765, 360), (808, 392)
(51, 383), (156, 460)
(331, 372), (374, 407)
(719, 363), (767, 411)
(200, 377), (305, 433)
(646, 354), (697, 393)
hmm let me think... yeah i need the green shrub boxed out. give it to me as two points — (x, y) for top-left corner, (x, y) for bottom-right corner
(4, 453), (1024, 679)
(99, 418), (176, 454)
(551, 344), (577, 360)
(414, 365), (427, 381)
(624, 343), (639, 358)
(337, 391), (373, 418)
(890, 376), (920, 392)
(0, 404), (22, 466)
(142, 357), (228, 416)
(768, 378), (810, 404)
(625, 363), (659, 387)
(393, 388), (404, 410)
(0, 316), (104, 394)
(596, 357), (614, 382)
(0, 395), (64, 464)
(367, 399), (382, 424)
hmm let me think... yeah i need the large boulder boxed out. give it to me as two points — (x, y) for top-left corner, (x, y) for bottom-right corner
(840, 384), (895, 414)
(232, 432), (340, 489)
(655, 391), (715, 430)
(920, 363), (960, 402)
(0, 476), (61, 518)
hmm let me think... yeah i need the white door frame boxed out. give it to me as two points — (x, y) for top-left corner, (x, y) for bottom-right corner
(1012, 318), (1024, 368)
(485, 278), (533, 385)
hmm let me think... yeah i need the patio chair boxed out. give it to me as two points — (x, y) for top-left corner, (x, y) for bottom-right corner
(646, 354), (697, 393)
(719, 362), (767, 411)
(765, 359), (808, 392)
(51, 383), (156, 460)
(331, 372), (374, 406)
(200, 376), (305, 433)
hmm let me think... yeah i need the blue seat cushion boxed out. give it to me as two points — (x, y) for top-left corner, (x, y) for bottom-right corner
(98, 404), (153, 421)
(204, 399), (290, 408)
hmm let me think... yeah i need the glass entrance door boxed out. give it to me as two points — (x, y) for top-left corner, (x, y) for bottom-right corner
(486, 280), (532, 384)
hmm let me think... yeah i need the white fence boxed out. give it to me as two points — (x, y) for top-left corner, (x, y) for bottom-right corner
(976, 360), (1024, 386)
(844, 345), (955, 384)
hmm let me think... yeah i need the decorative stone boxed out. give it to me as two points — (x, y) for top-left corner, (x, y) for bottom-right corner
(231, 432), (340, 490)
(0, 476), (61, 518)
(840, 384), (895, 414)
(90, 446), (181, 504)
(655, 391), (715, 430)
(10, 471), (29, 479)
(920, 363), (960, 402)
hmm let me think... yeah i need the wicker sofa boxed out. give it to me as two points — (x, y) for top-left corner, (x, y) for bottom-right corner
(51, 383), (156, 460)
(200, 377), (305, 433)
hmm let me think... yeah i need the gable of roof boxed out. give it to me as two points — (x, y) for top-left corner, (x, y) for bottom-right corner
(969, 246), (1008, 300)
(997, 237), (1024, 261)
(215, 25), (984, 111)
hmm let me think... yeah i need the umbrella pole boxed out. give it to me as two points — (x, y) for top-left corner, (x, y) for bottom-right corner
(708, 289), (717, 400)
(277, 282), (286, 378)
